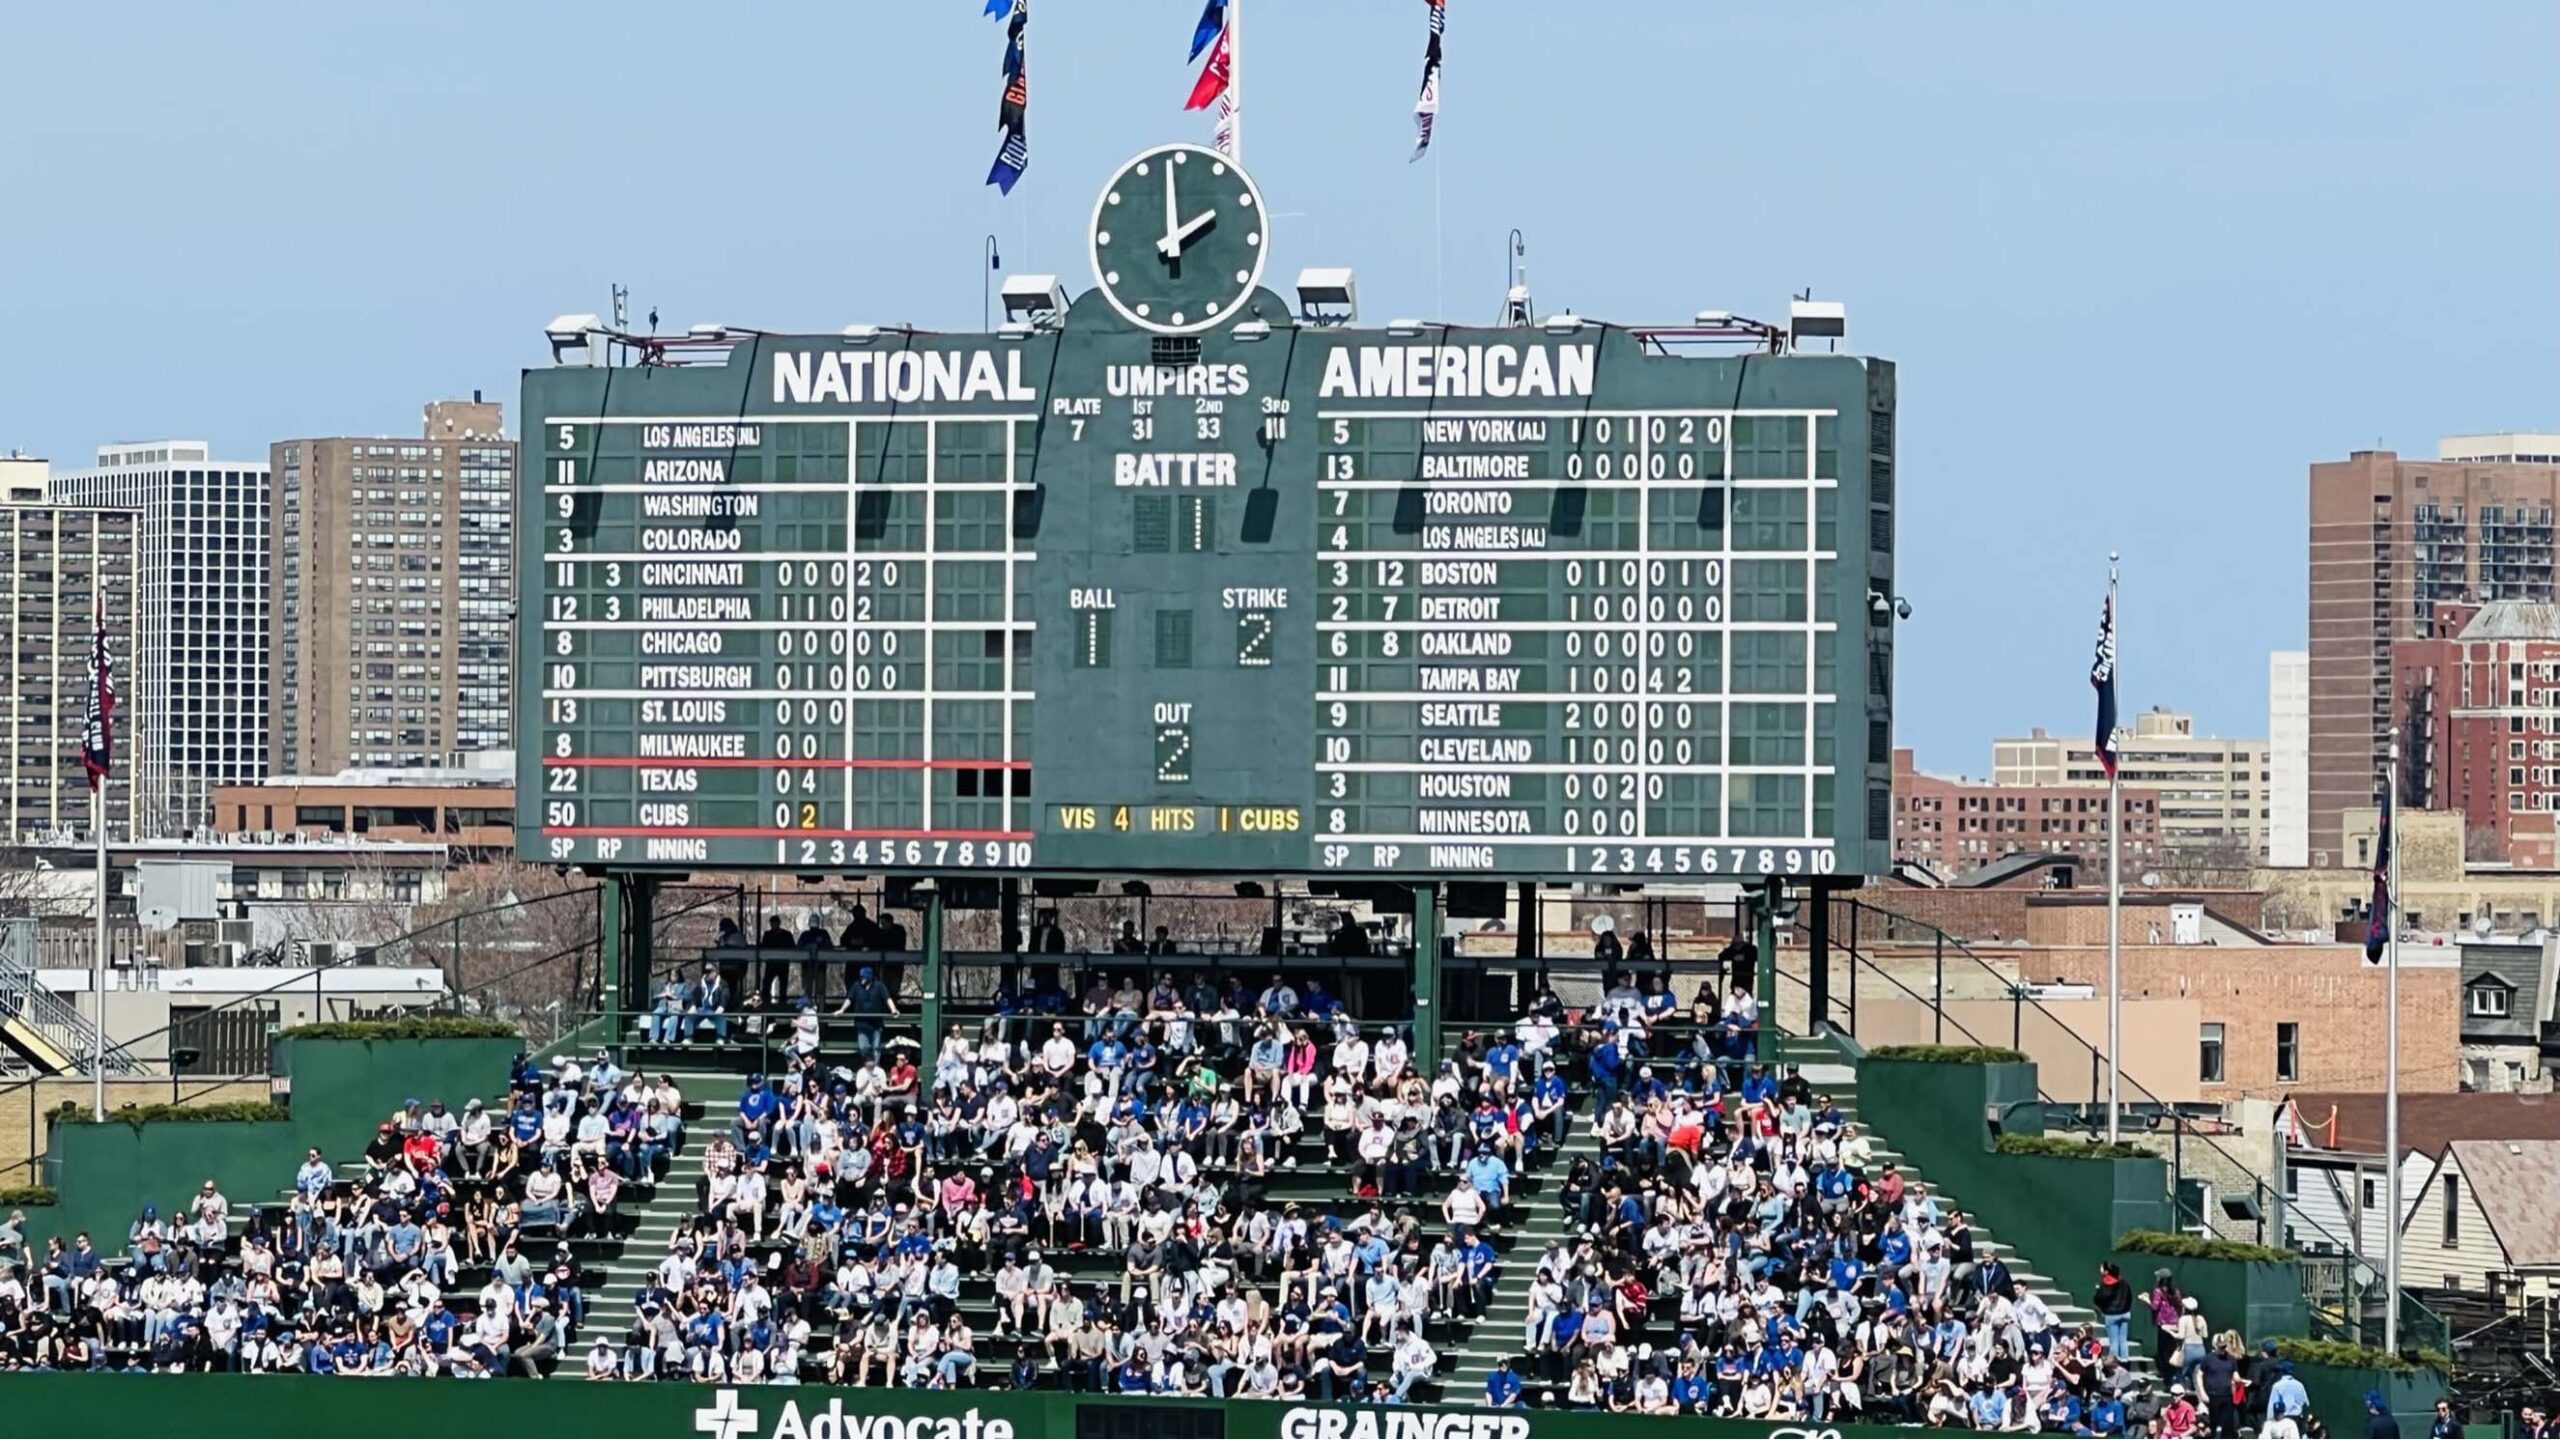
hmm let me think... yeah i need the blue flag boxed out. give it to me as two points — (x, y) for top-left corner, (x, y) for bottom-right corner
(2366, 781), (2392, 963)
(1190, 0), (1227, 62)
(988, 128), (1028, 195)
(984, 0), (1009, 16)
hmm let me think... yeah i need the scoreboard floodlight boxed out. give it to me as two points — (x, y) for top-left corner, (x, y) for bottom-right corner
(518, 144), (1900, 883)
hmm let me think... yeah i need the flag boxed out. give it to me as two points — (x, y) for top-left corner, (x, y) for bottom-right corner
(1411, 0), (1446, 161)
(1186, 28), (1231, 111)
(2089, 579), (2118, 778)
(982, 0), (1008, 15)
(2366, 779), (2392, 963)
(80, 593), (114, 791)
(1189, 0), (1227, 62)
(987, 1), (1028, 194)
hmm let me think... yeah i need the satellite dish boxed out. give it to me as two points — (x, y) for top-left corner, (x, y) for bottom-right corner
(1589, 914), (1616, 936)
(2474, 915), (2495, 938)
(2139, 871), (2163, 888)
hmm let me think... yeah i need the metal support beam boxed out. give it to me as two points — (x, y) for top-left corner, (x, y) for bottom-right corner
(1411, 883), (1442, 1078)
(1808, 889), (1831, 1034)
(920, 886), (947, 1082)
(597, 877), (627, 1047)
(1754, 893), (1779, 1064)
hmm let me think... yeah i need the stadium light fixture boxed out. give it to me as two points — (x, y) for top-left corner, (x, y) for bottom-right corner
(1000, 274), (1069, 328)
(1295, 267), (1357, 326)
(1788, 298), (1847, 344)
(545, 313), (601, 364)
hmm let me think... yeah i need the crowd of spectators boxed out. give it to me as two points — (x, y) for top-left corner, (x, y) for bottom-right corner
(590, 961), (1590, 1399)
(0, 1049), (663, 1377)
(0, 938), (2437, 1437)
(1473, 988), (2357, 1438)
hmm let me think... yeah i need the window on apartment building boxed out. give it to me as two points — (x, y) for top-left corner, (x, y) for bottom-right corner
(2362, 1177), (2378, 1210)
(2470, 983), (2514, 1019)
(2442, 1175), (2460, 1247)
(2199, 1023), (2225, 1084)
(2275, 1022), (2300, 1083)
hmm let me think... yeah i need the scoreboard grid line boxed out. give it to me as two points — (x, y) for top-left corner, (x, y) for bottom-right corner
(1311, 478), (1839, 491)
(1312, 408), (1840, 420)
(539, 414), (1043, 425)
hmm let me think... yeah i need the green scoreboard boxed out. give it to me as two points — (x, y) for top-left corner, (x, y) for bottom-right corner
(519, 145), (1898, 881)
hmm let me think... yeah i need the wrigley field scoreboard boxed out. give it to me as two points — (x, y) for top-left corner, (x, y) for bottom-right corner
(519, 146), (1897, 882)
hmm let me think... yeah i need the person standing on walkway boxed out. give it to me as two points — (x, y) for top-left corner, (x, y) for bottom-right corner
(2093, 1261), (2134, 1362)
(2144, 1269), (2186, 1376)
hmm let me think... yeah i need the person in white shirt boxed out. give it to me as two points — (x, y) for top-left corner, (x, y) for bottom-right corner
(1388, 1326), (1438, 1401)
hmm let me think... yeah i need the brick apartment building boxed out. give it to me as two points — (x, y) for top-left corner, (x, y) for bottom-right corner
(2393, 598), (2560, 866)
(2310, 438), (2560, 867)
(1891, 748), (2162, 873)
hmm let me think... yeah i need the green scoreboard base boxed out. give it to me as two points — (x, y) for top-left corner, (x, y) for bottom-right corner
(6, 1372), (1939, 1439)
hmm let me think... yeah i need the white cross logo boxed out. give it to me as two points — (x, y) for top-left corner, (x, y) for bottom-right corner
(694, 1388), (758, 1440)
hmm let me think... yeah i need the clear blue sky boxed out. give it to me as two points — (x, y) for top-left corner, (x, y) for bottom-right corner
(2, 2), (2552, 770)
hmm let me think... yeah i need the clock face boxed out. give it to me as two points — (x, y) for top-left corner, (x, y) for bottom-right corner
(1087, 143), (1268, 336)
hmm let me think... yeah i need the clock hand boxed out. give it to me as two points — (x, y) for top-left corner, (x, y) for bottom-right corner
(1157, 208), (1218, 259)
(1162, 164), (1181, 251)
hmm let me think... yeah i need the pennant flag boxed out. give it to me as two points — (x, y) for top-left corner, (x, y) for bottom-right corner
(987, 1), (1028, 194)
(1186, 29), (1232, 111)
(2089, 580), (2119, 778)
(1410, 0), (1446, 161)
(983, 0), (1009, 16)
(2366, 779), (2392, 962)
(1190, 0), (1228, 62)
(80, 593), (114, 791)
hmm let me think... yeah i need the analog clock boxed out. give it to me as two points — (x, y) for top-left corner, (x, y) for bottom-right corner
(1087, 143), (1269, 335)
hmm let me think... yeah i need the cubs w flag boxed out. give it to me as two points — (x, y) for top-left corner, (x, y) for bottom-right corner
(80, 597), (114, 790)
(2366, 784), (2392, 963)
(2089, 579), (2119, 777)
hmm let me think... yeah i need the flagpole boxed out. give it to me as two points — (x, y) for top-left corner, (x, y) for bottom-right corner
(2383, 741), (2402, 1353)
(1225, 0), (1241, 162)
(2105, 558), (2122, 1145)
(92, 791), (105, 1120)
(91, 587), (108, 1122)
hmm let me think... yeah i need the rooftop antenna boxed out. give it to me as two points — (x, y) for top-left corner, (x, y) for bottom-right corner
(610, 284), (630, 367)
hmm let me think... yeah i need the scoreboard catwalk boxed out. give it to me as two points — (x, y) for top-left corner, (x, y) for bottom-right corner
(520, 150), (1895, 881)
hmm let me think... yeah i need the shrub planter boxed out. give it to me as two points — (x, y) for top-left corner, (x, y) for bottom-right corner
(273, 1031), (522, 1166)
(2113, 1230), (2307, 1344)
(1856, 1053), (2174, 1319)
(40, 1107), (297, 1253)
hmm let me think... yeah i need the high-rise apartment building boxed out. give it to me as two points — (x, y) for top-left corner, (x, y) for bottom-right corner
(1991, 708), (2271, 859)
(2309, 442), (2560, 865)
(51, 443), (270, 834)
(2392, 599), (2560, 867)
(270, 399), (515, 773)
(0, 502), (140, 843)
(2269, 650), (2309, 867)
